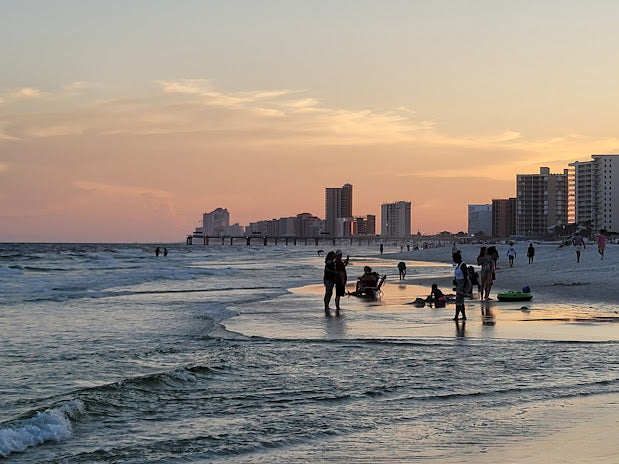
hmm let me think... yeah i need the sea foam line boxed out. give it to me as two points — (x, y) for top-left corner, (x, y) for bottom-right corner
(0, 400), (84, 458)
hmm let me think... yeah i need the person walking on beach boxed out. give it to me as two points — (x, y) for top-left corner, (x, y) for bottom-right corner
(573, 232), (585, 263)
(527, 243), (535, 264)
(379, 243), (384, 255)
(597, 229), (606, 260)
(334, 249), (349, 314)
(506, 243), (517, 267)
(323, 251), (337, 315)
(452, 252), (469, 320)
(397, 261), (407, 280)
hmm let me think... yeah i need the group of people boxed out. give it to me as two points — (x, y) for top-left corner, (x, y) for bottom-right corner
(573, 229), (607, 263)
(321, 233), (609, 319)
(323, 249), (350, 316)
(155, 247), (168, 257)
(323, 250), (385, 315)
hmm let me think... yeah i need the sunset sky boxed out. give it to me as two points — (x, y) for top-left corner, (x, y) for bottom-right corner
(3, 1), (619, 242)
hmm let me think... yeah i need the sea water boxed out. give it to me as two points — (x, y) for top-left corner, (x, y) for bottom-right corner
(0, 243), (617, 463)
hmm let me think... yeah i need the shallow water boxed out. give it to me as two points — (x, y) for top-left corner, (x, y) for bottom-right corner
(1, 243), (617, 463)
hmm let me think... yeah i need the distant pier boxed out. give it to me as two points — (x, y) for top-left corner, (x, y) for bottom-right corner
(186, 234), (384, 247)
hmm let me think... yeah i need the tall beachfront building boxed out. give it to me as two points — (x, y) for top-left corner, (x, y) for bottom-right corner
(569, 154), (619, 232)
(467, 204), (492, 237)
(492, 198), (517, 238)
(381, 201), (411, 238)
(325, 183), (353, 236)
(516, 167), (569, 238)
(203, 208), (230, 236)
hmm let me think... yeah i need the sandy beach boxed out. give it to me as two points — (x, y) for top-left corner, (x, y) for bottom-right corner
(390, 240), (619, 307)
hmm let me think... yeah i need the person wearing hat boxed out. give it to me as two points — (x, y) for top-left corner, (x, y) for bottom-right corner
(334, 249), (349, 314)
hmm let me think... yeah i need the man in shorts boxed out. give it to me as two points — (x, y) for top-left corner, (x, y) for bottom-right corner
(573, 232), (585, 263)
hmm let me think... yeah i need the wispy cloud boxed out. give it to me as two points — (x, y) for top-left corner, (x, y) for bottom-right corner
(74, 181), (175, 201)
(2, 79), (619, 172)
(7, 87), (47, 99)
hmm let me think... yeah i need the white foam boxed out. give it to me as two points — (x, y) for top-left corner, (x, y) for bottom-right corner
(0, 400), (84, 458)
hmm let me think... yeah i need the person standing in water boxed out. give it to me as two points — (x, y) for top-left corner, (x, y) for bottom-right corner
(452, 252), (468, 321)
(323, 251), (337, 315)
(334, 249), (349, 314)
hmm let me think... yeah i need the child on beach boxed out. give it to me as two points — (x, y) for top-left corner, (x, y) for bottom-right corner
(452, 252), (469, 320)
(427, 284), (445, 308)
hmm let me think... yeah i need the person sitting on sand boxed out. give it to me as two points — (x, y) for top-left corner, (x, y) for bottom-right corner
(426, 283), (445, 308)
(355, 266), (379, 293)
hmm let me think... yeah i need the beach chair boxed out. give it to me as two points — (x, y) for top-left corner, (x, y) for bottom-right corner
(348, 274), (386, 299)
(363, 274), (387, 299)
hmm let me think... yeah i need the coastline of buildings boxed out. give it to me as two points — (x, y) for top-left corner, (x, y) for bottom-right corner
(471, 154), (618, 240)
(188, 154), (618, 244)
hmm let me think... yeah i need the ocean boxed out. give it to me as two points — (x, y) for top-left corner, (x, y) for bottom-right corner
(1, 243), (617, 463)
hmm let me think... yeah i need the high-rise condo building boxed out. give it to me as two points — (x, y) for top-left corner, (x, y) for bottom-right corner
(492, 198), (517, 238)
(325, 183), (353, 236)
(467, 204), (492, 237)
(203, 208), (230, 236)
(381, 201), (411, 238)
(569, 154), (619, 232)
(516, 167), (569, 237)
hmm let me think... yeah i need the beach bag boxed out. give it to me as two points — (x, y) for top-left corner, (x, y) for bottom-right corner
(463, 278), (472, 295)
(436, 296), (446, 308)
(522, 285), (531, 293)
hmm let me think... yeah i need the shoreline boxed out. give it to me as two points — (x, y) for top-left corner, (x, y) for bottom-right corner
(379, 242), (619, 306)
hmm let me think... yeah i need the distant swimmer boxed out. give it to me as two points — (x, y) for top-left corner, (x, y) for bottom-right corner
(317, 249), (324, 256)
(155, 247), (160, 257)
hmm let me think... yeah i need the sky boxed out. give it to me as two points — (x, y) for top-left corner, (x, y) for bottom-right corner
(2, 0), (619, 242)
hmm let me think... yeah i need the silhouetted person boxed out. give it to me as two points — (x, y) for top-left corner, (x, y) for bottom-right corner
(597, 229), (606, 260)
(452, 252), (468, 320)
(155, 247), (160, 257)
(397, 261), (407, 280)
(527, 243), (535, 264)
(506, 242), (516, 267)
(163, 247), (168, 257)
(334, 249), (349, 314)
(323, 251), (337, 315)
(573, 232), (585, 263)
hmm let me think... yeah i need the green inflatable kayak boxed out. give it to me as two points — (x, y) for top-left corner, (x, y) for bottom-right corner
(497, 291), (533, 302)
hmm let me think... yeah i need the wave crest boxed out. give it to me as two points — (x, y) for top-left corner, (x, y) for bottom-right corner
(0, 400), (84, 458)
